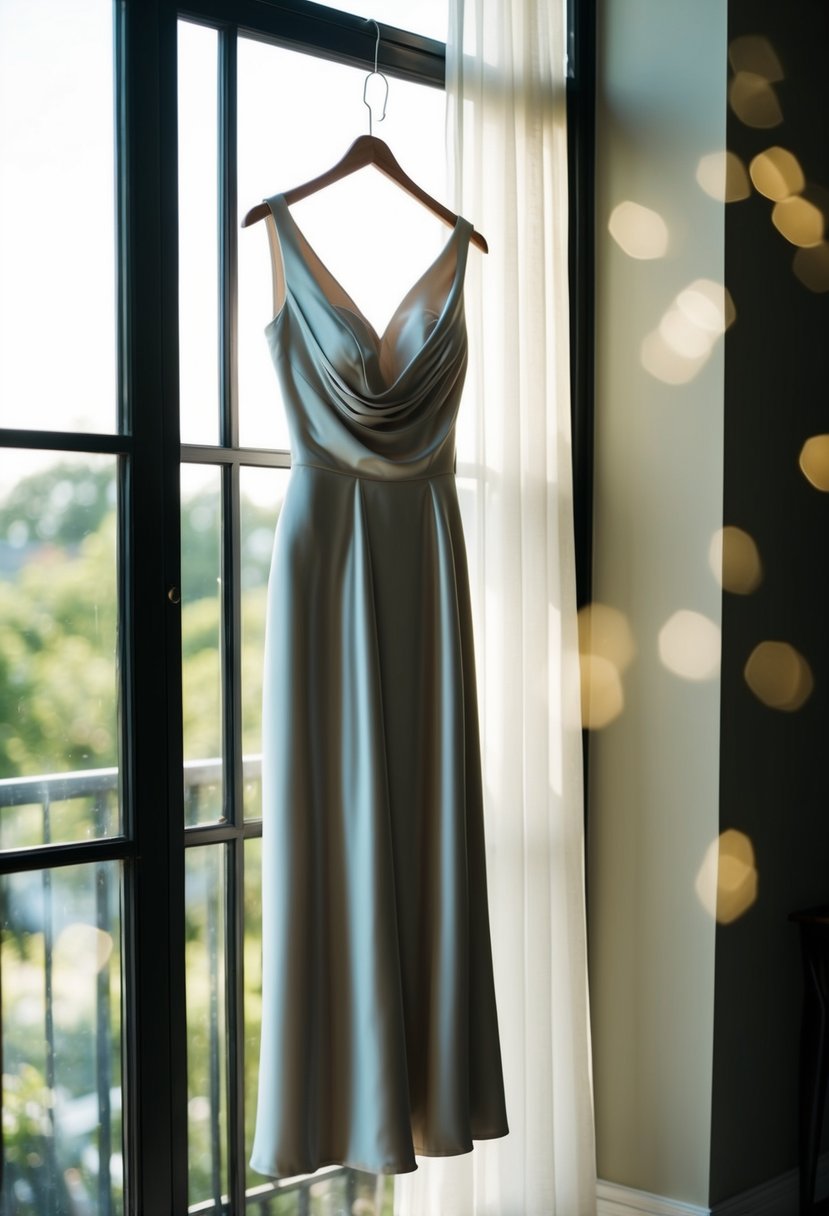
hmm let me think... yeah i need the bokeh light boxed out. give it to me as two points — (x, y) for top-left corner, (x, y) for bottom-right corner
(744, 640), (814, 711)
(578, 601), (636, 671)
(676, 279), (736, 334)
(641, 330), (709, 384)
(579, 653), (624, 730)
(749, 146), (805, 201)
(728, 34), (784, 81)
(642, 280), (735, 385)
(708, 526), (763, 594)
(658, 610), (721, 681)
(577, 602), (635, 730)
(608, 201), (669, 260)
(793, 243), (829, 292)
(695, 829), (759, 925)
(729, 72), (783, 129)
(799, 434), (829, 489)
(771, 196), (824, 247)
(696, 150), (751, 203)
(659, 307), (714, 359)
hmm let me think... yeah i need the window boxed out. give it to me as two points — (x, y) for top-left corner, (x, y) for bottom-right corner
(0, 1), (127, 1211)
(0, 2), (448, 1212)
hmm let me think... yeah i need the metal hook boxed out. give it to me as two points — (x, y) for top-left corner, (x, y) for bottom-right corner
(362, 18), (388, 136)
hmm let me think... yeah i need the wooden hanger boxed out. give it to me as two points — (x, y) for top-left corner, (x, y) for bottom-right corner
(241, 18), (486, 252)
(241, 133), (488, 254)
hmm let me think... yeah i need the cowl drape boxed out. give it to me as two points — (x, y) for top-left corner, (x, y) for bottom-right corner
(395, 1), (597, 1212)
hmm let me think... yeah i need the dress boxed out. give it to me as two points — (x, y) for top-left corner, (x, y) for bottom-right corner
(250, 193), (508, 1179)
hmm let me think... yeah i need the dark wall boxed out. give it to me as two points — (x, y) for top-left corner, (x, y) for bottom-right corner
(711, 0), (829, 1202)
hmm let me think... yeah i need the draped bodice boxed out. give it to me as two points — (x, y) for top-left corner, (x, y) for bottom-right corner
(263, 193), (473, 480)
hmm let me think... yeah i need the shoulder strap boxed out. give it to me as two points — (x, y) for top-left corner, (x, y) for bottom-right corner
(263, 195), (287, 318)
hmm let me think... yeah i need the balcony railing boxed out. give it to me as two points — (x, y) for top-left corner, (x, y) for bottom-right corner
(0, 759), (371, 1216)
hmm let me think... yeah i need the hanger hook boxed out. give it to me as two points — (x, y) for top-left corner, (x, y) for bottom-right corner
(362, 18), (388, 137)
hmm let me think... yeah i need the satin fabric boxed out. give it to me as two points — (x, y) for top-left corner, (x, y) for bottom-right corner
(250, 194), (509, 1180)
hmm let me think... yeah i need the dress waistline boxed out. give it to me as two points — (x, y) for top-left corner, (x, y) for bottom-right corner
(291, 461), (456, 484)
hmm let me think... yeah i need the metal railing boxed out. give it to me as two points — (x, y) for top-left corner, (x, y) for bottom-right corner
(0, 758), (364, 1216)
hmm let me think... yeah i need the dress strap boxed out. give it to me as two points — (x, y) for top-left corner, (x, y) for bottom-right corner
(262, 195), (288, 319)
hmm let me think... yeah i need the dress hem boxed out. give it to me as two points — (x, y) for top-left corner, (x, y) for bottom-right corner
(249, 1153), (418, 1180)
(249, 1129), (509, 1181)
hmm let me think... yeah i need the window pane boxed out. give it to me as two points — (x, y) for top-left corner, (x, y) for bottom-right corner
(0, 0), (117, 433)
(240, 467), (289, 819)
(0, 452), (121, 848)
(237, 38), (447, 450)
(1, 861), (124, 1215)
(181, 464), (223, 826)
(186, 844), (228, 1211)
(178, 20), (220, 446)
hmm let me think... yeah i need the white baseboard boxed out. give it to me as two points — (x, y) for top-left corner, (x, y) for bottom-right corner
(597, 1181), (710, 1216)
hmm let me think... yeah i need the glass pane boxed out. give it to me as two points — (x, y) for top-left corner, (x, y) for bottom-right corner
(186, 844), (228, 1212)
(178, 20), (220, 447)
(240, 467), (290, 819)
(181, 463), (223, 825)
(1, 861), (124, 1215)
(237, 38), (447, 450)
(0, 1), (117, 433)
(0, 452), (120, 849)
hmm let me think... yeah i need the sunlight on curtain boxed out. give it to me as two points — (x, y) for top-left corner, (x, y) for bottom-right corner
(395, 2), (597, 1212)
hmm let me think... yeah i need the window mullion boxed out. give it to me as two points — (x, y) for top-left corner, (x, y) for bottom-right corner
(123, 0), (189, 1212)
(223, 461), (248, 1214)
(219, 26), (239, 452)
(218, 25), (247, 1213)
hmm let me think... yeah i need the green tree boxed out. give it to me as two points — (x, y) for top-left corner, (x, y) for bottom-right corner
(0, 461), (115, 551)
(0, 512), (118, 779)
(0, 462), (277, 783)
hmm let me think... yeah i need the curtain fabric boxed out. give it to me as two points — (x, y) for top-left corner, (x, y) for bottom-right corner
(395, 2), (597, 1213)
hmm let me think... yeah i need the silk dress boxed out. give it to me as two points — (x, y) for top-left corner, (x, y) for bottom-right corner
(250, 193), (508, 1179)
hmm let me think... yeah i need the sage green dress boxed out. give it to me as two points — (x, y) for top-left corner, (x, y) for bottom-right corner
(250, 194), (508, 1179)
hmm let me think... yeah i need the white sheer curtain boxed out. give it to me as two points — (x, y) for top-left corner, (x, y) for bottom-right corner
(395, 2), (596, 1213)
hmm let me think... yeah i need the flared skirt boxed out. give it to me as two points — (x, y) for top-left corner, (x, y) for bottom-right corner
(250, 463), (508, 1178)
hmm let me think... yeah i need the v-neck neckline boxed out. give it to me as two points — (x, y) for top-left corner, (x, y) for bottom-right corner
(270, 192), (467, 350)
